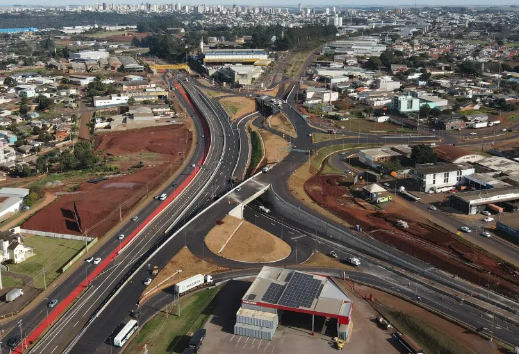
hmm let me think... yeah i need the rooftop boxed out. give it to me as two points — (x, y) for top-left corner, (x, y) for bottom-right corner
(477, 156), (519, 176)
(451, 187), (519, 204)
(360, 147), (401, 159)
(413, 162), (473, 175)
(435, 144), (482, 162)
(242, 266), (351, 319)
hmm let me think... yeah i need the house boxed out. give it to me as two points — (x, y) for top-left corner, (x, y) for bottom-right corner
(359, 148), (402, 169)
(0, 231), (34, 264)
(412, 162), (475, 193)
(435, 145), (484, 164)
(0, 131), (17, 144)
(16, 145), (33, 156)
(391, 64), (408, 74)
(375, 77), (401, 91)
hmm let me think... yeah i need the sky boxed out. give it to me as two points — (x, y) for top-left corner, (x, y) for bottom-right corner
(3, 1), (519, 6)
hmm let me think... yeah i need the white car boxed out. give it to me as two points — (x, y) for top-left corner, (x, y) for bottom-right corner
(460, 226), (472, 233)
(85, 257), (94, 263)
(383, 183), (390, 187)
(118, 234), (124, 240)
(159, 193), (167, 201)
(469, 132), (477, 135)
(93, 258), (102, 265)
(481, 232), (491, 238)
(429, 205), (437, 211)
(235, 187), (241, 192)
(143, 278), (152, 286)
(483, 217), (494, 222)
(502, 128), (507, 132)
(481, 211), (491, 216)
(259, 205), (270, 213)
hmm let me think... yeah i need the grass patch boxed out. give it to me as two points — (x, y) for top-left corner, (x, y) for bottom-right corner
(9, 236), (85, 289)
(247, 129), (264, 176)
(313, 133), (353, 143)
(125, 287), (219, 354)
(320, 156), (343, 175)
(2, 276), (23, 288)
(507, 113), (519, 120)
(379, 309), (474, 354)
(200, 88), (226, 98)
(310, 144), (381, 171)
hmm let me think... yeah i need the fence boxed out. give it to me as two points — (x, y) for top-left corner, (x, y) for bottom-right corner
(60, 238), (98, 273)
(19, 229), (93, 242)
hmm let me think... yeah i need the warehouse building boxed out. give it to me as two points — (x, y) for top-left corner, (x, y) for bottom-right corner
(70, 50), (110, 61)
(203, 49), (268, 64)
(475, 156), (519, 176)
(496, 216), (519, 240)
(434, 145), (484, 164)
(235, 266), (353, 341)
(412, 162), (475, 193)
(449, 187), (519, 214)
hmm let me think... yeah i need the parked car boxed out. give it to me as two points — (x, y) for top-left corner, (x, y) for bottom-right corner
(117, 234), (124, 240)
(259, 205), (270, 213)
(449, 189), (458, 193)
(143, 278), (152, 286)
(481, 211), (491, 216)
(235, 187), (241, 192)
(131, 216), (139, 222)
(154, 195), (160, 200)
(469, 132), (477, 135)
(460, 226), (472, 233)
(329, 251), (338, 259)
(429, 205), (437, 211)
(483, 217), (494, 222)
(481, 232), (491, 237)
(93, 258), (102, 265)
(48, 299), (58, 308)
(383, 183), (390, 187)
(85, 257), (94, 263)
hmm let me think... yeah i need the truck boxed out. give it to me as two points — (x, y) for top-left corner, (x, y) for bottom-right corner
(472, 121), (488, 129)
(6, 289), (23, 302)
(346, 257), (361, 266)
(188, 328), (207, 353)
(174, 274), (213, 296)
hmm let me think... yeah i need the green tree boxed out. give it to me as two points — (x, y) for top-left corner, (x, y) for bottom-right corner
(36, 95), (54, 111)
(127, 97), (136, 106)
(4, 77), (16, 87)
(73, 141), (99, 169)
(367, 56), (382, 70)
(60, 151), (80, 171)
(419, 104), (432, 117)
(36, 157), (48, 173)
(411, 144), (438, 165)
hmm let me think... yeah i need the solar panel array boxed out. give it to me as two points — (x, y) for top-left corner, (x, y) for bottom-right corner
(262, 283), (285, 304)
(277, 272), (323, 309)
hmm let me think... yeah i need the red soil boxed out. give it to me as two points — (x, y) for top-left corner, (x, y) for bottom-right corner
(305, 174), (519, 299)
(22, 125), (192, 238)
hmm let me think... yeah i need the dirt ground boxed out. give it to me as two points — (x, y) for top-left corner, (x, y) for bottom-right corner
(304, 174), (519, 299)
(350, 284), (501, 354)
(22, 125), (192, 238)
(205, 215), (291, 263)
(251, 124), (290, 164)
(269, 112), (296, 138)
(256, 85), (280, 97)
(301, 251), (353, 270)
(219, 96), (257, 120)
(145, 246), (228, 295)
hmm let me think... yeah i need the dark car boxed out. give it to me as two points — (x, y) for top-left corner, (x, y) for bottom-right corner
(188, 329), (207, 352)
(7, 335), (21, 347)
(130, 309), (142, 318)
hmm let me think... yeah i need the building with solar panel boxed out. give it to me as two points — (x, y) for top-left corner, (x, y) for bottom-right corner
(235, 266), (353, 341)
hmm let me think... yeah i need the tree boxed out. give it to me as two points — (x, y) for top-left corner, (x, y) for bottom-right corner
(419, 104), (432, 118)
(4, 77), (16, 87)
(60, 151), (80, 171)
(367, 56), (382, 70)
(430, 108), (442, 118)
(458, 61), (482, 76)
(411, 144), (438, 165)
(36, 156), (48, 174)
(36, 95), (54, 111)
(73, 141), (99, 169)
(127, 97), (136, 106)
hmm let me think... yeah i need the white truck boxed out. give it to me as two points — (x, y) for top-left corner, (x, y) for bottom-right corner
(174, 274), (213, 296)
(6, 288), (23, 302)
(346, 257), (361, 266)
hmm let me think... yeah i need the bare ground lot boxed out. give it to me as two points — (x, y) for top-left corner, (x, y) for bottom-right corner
(219, 97), (257, 120)
(205, 215), (291, 263)
(304, 174), (519, 299)
(268, 112), (296, 138)
(250, 123), (290, 164)
(22, 125), (192, 237)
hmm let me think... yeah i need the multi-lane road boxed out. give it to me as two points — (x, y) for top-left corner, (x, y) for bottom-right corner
(6, 72), (519, 353)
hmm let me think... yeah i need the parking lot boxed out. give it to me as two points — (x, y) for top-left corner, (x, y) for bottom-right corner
(202, 279), (401, 354)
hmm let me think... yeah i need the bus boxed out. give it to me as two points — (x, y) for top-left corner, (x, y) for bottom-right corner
(393, 332), (424, 354)
(113, 320), (138, 347)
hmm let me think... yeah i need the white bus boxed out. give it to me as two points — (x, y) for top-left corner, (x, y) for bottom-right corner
(113, 320), (138, 347)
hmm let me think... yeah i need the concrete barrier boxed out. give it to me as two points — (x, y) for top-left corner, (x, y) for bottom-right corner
(18, 229), (94, 242)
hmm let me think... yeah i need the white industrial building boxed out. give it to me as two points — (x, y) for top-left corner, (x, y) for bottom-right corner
(204, 49), (268, 64)
(412, 163), (475, 193)
(0, 188), (29, 221)
(304, 87), (339, 104)
(375, 77), (401, 91)
(93, 94), (130, 107)
(70, 50), (110, 60)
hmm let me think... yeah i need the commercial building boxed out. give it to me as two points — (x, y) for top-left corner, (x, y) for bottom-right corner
(0, 28), (38, 33)
(375, 77), (401, 91)
(70, 50), (110, 61)
(118, 56), (144, 72)
(0, 188), (29, 221)
(203, 49), (268, 64)
(323, 37), (387, 57)
(304, 87), (339, 104)
(412, 162), (475, 193)
(434, 145), (484, 164)
(476, 156), (519, 176)
(93, 94), (129, 107)
(236, 266), (353, 341)
(450, 187), (519, 214)
(213, 65), (263, 85)
(392, 94), (420, 113)
(359, 148), (402, 169)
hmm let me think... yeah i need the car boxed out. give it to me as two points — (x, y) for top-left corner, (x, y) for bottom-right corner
(235, 187), (241, 192)
(154, 195), (160, 200)
(429, 205), (437, 211)
(483, 217), (494, 222)
(143, 278), (152, 286)
(159, 193), (167, 201)
(118, 234), (124, 240)
(48, 299), (58, 308)
(262, 166), (270, 173)
(308, 133), (312, 137)
(383, 183), (390, 187)
(460, 226), (472, 233)
(258, 205), (270, 213)
(131, 216), (139, 222)
(85, 256), (94, 263)
(339, 152), (346, 155)
(481, 232), (491, 238)
(449, 189), (458, 193)
(93, 258), (102, 265)
(502, 128), (508, 132)
(481, 211), (491, 216)
(7, 335), (21, 348)
(130, 309), (141, 318)
(191, 164), (196, 168)
(329, 251), (338, 259)
(469, 132), (477, 135)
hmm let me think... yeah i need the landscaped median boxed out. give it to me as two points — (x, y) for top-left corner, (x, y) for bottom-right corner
(11, 83), (211, 354)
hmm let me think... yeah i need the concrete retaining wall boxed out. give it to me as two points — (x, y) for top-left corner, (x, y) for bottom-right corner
(229, 184), (270, 219)
(19, 229), (94, 242)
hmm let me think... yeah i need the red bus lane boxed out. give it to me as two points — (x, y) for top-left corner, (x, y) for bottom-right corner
(13, 82), (211, 353)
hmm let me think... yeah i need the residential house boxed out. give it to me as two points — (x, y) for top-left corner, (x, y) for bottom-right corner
(0, 232), (34, 264)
